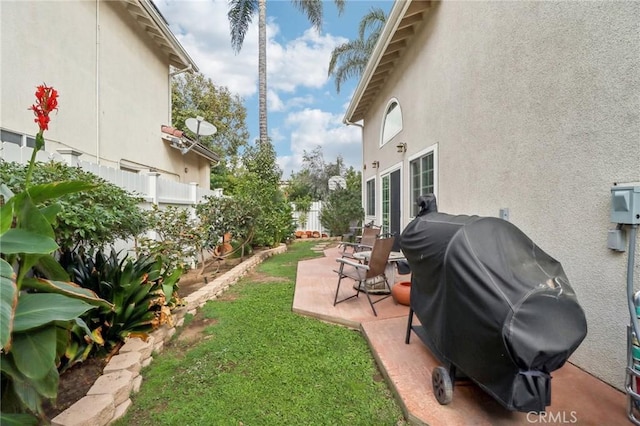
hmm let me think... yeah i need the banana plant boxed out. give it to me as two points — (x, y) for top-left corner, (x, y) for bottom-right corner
(0, 85), (112, 424)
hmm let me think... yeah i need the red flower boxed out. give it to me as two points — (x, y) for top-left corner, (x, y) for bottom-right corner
(29, 84), (58, 131)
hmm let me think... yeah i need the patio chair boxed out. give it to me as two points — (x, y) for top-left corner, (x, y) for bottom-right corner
(341, 220), (361, 243)
(339, 225), (381, 259)
(333, 235), (395, 316)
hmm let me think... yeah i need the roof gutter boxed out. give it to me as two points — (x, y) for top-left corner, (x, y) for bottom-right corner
(138, 0), (199, 72)
(343, 0), (412, 124)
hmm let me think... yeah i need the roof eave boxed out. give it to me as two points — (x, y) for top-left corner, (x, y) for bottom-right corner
(123, 0), (199, 72)
(343, 0), (431, 124)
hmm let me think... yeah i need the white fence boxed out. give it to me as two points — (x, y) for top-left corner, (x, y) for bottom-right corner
(0, 142), (218, 206)
(292, 201), (326, 234)
(1, 142), (328, 237)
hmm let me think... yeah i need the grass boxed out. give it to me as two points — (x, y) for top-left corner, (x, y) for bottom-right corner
(115, 241), (405, 426)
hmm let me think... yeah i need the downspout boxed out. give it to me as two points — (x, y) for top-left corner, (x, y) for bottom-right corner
(95, 0), (100, 165)
(345, 119), (366, 221)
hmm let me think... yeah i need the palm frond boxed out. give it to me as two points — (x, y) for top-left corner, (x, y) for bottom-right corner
(358, 7), (387, 40)
(228, 0), (258, 53)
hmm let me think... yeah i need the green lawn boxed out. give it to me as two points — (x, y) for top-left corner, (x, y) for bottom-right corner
(115, 241), (405, 425)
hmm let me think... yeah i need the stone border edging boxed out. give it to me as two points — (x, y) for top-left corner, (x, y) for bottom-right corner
(51, 244), (288, 426)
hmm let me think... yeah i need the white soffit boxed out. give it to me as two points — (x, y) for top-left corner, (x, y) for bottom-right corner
(122, 0), (199, 72)
(344, 0), (432, 124)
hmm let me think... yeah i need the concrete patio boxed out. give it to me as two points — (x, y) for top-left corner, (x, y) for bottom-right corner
(293, 243), (629, 425)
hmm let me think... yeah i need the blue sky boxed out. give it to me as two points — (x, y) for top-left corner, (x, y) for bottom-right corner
(155, 0), (393, 177)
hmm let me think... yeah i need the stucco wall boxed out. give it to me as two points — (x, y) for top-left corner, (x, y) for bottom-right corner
(362, 1), (640, 388)
(0, 1), (210, 188)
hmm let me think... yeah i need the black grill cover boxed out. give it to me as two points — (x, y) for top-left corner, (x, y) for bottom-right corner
(400, 195), (587, 412)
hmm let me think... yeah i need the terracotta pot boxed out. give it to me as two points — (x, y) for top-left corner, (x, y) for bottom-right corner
(391, 281), (411, 306)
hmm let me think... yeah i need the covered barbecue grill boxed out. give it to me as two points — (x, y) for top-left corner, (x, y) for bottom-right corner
(400, 195), (587, 412)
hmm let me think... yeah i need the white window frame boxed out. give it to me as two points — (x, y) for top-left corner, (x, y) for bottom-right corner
(365, 177), (376, 217)
(379, 98), (403, 147)
(378, 163), (403, 235)
(408, 143), (438, 218)
(0, 128), (37, 148)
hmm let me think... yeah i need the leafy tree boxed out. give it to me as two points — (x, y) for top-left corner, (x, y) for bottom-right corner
(288, 146), (345, 201)
(171, 72), (250, 159)
(328, 7), (387, 93)
(228, 0), (345, 145)
(232, 140), (294, 247)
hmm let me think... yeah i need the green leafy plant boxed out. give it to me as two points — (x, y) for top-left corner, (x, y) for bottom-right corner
(137, 204), (198, 272)
(61, 249), (183, 369)
(0, 160), (147, 254)
(195, 195), (255, 273)
(320, 186), (364, 237)
(233, 139), (295, 248)
(0, 85), (111, 423)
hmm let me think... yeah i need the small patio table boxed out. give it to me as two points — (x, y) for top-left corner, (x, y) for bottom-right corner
(352, 250), (407, 290)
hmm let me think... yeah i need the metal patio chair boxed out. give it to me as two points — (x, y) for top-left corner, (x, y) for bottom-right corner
(333, 235), (395, 316)
(339, 225), (381, 259)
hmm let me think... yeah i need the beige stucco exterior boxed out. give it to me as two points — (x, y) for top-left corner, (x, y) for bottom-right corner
(350, 1), (640, 389)
(0, 0), (213, 188)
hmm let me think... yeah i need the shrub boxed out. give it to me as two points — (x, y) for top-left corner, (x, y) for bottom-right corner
(0, 160), (147, 253)
(137, 205), (198, 272)
(320, 187), (364, 236)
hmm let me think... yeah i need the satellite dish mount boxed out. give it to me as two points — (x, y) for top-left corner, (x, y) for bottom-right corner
(183, 116), (217, 155)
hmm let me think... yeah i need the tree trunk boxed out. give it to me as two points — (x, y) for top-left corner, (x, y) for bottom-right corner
(258, 0), (267, 144)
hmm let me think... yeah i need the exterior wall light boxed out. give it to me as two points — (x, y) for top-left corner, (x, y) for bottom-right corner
(372, 161), (380, 169)
(396, 142), (407, 153)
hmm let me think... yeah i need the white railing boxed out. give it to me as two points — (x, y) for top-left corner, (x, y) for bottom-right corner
(0, 142), (217, 206)
(1, 142), (329, 238)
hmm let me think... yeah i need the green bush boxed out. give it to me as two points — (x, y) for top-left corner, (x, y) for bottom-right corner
(137, 205), (198, 271)
(0, 160), (147, 253)
(320, 187), (364, 236)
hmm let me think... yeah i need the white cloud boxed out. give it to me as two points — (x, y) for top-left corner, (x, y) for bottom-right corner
(267, 89), (284, 112)
(277, 108), (362, 177)
(156, 1), (346, 100)
(156, 0), (263, 97)
(268, 29), (347, 93)
(157, 0), (362, 177)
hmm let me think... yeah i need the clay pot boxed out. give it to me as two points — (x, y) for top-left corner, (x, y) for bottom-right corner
(391, 281), (411, 306)
(312, 231), (321, 238)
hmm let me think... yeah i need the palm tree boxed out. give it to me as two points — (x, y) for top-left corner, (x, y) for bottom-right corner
(328, 7), (387, 94)
(228, 0), (345, 145)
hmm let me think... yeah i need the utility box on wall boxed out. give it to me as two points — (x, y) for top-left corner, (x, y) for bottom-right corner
(611, 185), (640, 225)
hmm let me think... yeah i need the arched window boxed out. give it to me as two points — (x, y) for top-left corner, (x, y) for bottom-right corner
(381, 99), (402, 146)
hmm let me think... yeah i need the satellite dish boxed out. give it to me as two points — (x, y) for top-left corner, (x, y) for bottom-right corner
(185, 116), (217, 138)
(182, 116), (217, 155)
(328, 176), (346, 190)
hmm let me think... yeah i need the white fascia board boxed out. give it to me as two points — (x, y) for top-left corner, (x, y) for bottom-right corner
(139, 0), (199, 72)
(343, 0), (412, 124)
